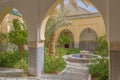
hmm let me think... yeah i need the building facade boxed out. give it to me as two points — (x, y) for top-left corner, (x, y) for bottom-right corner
(55, 4), (106, 51)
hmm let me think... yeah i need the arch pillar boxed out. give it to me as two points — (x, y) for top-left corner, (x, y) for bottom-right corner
(26, 14), (49, 77)
(73, 31), (80, 48)
(92, 0), (120, 79)
(28, 16), (49, 77)
(109, 0), (120, 80)
(26, 18), (45, 77)
(74, 40), (79, 48)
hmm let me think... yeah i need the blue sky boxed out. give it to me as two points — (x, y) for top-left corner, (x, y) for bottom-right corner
(64, 0), (97, 12)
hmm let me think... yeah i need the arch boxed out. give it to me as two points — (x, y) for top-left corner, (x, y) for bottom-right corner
(1, 8), (25, 33)
(79, 28), (98, 51)
(0, 7), (12, 24)
(57, 29), (74, 48)
(41, 0), (108, 42)
(0, 8), (27, 33)
(40, 0), (64, 41)
(0, 0), (66, 77)
(0, 0), (44, 42)
(79, 26), (101, 38)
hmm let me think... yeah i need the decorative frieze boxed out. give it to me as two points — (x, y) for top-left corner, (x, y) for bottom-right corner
(28, 41), (44, 48)
(110, 41), (120, 51)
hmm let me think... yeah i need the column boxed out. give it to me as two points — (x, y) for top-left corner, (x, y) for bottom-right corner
(74, 41), (79, 48)
(109, 0), (120, 80)
(74, 33), (80, 49)
(110, 42), (120, 80)
(28, 41), (44, 77)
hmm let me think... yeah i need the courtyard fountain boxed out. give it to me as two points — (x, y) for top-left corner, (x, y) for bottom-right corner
(63, 50), (100, 68)
(62, 50), (101, 80)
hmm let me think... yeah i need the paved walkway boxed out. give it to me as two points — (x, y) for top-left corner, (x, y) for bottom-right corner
(0, 67), (90, 80)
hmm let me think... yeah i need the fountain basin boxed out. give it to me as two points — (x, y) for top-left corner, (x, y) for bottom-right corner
(63, 54), (100, 68)
(63, 52), (100, 79)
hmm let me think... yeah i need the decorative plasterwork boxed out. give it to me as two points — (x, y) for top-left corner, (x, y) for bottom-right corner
(110, 42), (120, 51)
(28, 41), (44, 48)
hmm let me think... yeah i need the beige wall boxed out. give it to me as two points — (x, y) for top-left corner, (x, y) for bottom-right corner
(55, 16), (106, 48)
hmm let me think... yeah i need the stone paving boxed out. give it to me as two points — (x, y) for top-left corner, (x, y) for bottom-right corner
(0, 67), (90, 80)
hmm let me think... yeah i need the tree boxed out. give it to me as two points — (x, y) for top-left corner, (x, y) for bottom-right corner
(8, 19), (27, 67)
(45, 9), (70, 56)
(57, 34), (71, 47)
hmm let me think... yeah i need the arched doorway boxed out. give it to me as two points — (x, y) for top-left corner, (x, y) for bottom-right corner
(79, 28), (97, 51)
(57, 29), (74, 48)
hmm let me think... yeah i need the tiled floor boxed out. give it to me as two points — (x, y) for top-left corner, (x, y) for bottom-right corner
(0, 67), (90, 80)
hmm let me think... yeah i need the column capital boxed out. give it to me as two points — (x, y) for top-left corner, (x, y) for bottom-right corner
(110, 41), (120, 51)
(28, 41), (44, 48)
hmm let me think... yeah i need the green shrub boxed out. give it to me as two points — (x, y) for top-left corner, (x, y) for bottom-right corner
(57, 34), (71, 47)
(94, 36), (108, 57)
(55, 48), (67, 57)
(0, 47), (80, 73)
(55, 47), (80, 56)
(44, 53), (66, 73)
(89, 58), (109, 80)
(0, 50), (28, 71)
(44, 48), (80, 73)
(66, 48), (80, 55)
(89, 36), (109, 80)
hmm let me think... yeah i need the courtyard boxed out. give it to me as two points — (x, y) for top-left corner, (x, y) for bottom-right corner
(0, 0), (120, 80)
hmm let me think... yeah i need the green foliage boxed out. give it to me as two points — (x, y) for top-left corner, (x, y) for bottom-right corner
(89, 35), (108, 80)
(56, 47), (80, 57)
(55, 48), (68, 57)
(94, 36), (108, 57)
(8, 19), (28, 68)
(8, 19), (28, 46)
(66, 48), (80, 55)
(45, 12), (70, 36)
(44, 47), (80, 73)
(0, 32), (7, 44)
(44, 54), (66, 73)
(0, 32), (8, 51)
(0, 47), (79, 73)
(56, 47), (80, 55)
(44, 48), (66, 73)
(0, 50), (28, 71)
(45, 11), (70, 47)
(89, 58), (109, 80)
(57, 34), (71, 47)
